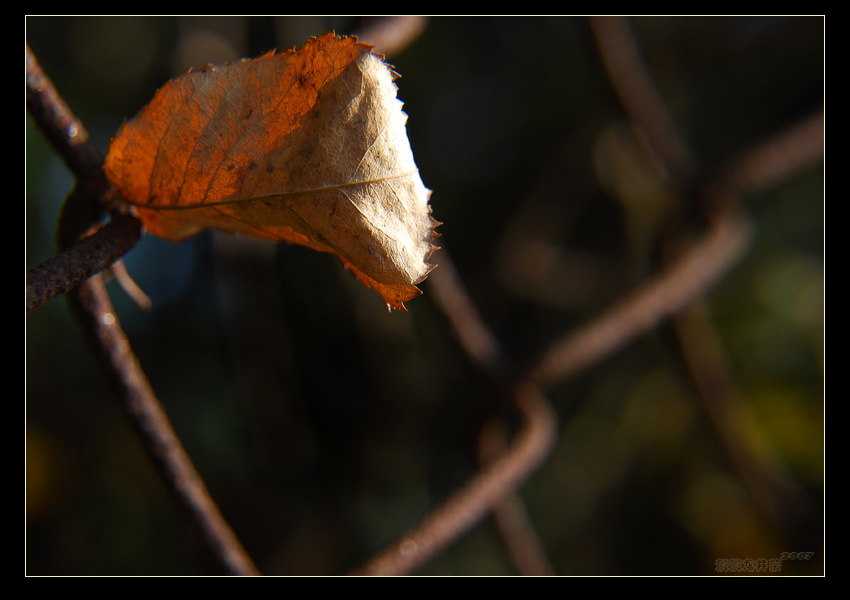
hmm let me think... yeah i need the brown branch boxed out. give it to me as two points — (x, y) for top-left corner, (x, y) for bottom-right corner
(66, 276), (261, 576)
(353, 382), (557, 576)
(426, 250), (511, 380)
(672, 300), (812, 534)
(356, 154), (773, 573)
(350, 23), (823, 575)
(525, 206), (752, 387)
(26, 42), (260, 576)
(430, 249), (555, 574)
(350, 250), (557, 576)
(26, 42), (104, 181)
(429, 251), (556, 574)
(478, 422), (555, 576)
(589, 17), (823, 544)
(383, 103), (821, 570)
(27, 41), (145, 309)
(589, 16), (696, 183)
(717, 110), (824, 199)
(488, 491), (555, 576)
(26, 213), (144, 312)
(529, 26), (822, 388)
(663, 110), (823, 534)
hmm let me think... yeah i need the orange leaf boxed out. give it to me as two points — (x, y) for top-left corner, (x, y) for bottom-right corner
(104, 33), (438, 310)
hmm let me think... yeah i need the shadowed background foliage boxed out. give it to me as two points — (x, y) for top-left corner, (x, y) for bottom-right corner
(26, 16), (823, 575)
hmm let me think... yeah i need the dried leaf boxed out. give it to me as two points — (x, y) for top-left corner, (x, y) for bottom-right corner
(104, 33), (438, 310)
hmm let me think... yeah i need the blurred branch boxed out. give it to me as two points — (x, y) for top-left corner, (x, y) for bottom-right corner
(352, 250), (557, 576)
(26, 42), (260, 576)
(426, 251), (512, 381)
(339, 19), (560, 560)
(354, 382), (557, 576)
(478, 421), (555, 576)
(354, 46), (823, 572)
(525, 206), (752, 387)
(533, 22), (823, 390)
(672, 300), (812, 535)
(668, 110), (823, 534)
(589, 16), (696, 183)
(589, 17), (823, 540)
(716, 110), (824, 198)
(352, 16), (428, 57)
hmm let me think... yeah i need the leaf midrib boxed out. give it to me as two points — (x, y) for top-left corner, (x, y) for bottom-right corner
(124, 170), (419, 210)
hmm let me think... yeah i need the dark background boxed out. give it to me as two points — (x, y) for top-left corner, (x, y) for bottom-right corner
(26, 16), (823, 575)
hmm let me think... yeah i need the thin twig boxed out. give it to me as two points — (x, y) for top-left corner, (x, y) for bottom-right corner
(109, 258), (153, 310)
(26, 43), (104, 181)
(27, 41), (114, 252)
(66, 276), (261, 576)
(430, 249), (556, 574)
(26, 213), (144, 312)
(426, 250), (511, 380)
